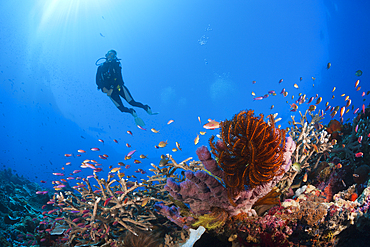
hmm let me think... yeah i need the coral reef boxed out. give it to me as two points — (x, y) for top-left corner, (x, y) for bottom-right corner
(4, 106), (370, 246)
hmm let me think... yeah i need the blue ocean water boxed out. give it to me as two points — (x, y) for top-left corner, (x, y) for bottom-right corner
(0, 0), (369, 189)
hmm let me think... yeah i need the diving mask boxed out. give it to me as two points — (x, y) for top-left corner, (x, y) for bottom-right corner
(105, 50), (117, 62)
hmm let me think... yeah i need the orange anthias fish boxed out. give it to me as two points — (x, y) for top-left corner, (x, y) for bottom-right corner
(137, 125), (146, 130)
(355, 79), (360, 88)
(203, 120), (220, 130)
(340, 106), (346, 117)
(127, 150), (136, 157)
(290, 103), (298, 112)
(194, 134), (200, 145)
(308, 105), (316, 112)
(104, 196), (113, 207)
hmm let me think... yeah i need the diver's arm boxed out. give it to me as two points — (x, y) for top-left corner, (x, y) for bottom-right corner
(96, 66), (111, 91)
(96, 67), (105, 91)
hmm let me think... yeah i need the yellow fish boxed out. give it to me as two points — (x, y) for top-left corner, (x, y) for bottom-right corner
(332, 87), (336, 92)
(151, 128), (160, 133)
(139, 154), (147, 159)
(292, 162), (301, 172)
(141, 197), (150, 207)
(293, 83), (299, 89)
(176, 141), (182, 151)
(194, 134), (200, 145)
(158, 141), (168, 148)
(172, 148), (178, 152)
(110, 167), (121, 173)
(200, 131), (206, 135)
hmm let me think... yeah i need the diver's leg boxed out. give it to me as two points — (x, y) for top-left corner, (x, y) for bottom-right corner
(120, 85), (150, 111)
(109, 90), (137, 116)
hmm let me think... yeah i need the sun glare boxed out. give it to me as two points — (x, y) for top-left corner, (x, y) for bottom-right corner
(35, 0), (102, 33)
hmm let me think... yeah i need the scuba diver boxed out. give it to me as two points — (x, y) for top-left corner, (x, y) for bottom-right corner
(96, 50), (157, 127)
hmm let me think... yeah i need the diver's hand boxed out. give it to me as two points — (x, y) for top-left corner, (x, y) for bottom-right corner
(102, 87), (113, 96)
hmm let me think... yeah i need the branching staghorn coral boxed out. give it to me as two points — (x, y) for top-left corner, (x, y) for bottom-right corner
(146, 154), (204, 187)
(279, 110), (333, 193)
(54, 173), (159, 246)
(144, 155), (204, 206)
(210, 110), (286, 199)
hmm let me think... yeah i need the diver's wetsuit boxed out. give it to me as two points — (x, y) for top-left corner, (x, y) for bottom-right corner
(96, 60), (147, 113)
